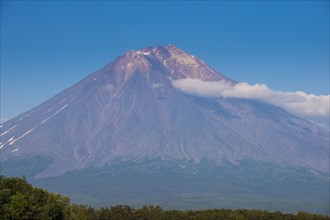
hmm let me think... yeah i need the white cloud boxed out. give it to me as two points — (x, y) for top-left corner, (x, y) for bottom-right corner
(172, 78), (330, 127)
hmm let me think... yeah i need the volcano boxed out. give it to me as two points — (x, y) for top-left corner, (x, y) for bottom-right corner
(0, 45), (329, 213)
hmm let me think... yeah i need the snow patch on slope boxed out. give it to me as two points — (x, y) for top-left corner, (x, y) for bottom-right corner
(40, 103), (70, 125)
(12, 148), (19, 153)
(9, 128), (34, 145)
(0, 125), (17, 136)
(136, 50), (151, 56)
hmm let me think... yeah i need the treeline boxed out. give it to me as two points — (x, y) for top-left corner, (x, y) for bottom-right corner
(1, 176), (329, 220)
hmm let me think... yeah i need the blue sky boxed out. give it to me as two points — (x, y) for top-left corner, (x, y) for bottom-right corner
(1, 1), (329, 121)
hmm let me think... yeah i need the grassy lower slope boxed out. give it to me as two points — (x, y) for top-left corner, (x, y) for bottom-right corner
(30, 159), (329, 215)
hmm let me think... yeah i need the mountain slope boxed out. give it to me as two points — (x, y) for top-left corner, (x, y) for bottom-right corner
(1, 44), (328, 177)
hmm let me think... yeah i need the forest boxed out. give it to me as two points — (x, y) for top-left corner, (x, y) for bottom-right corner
(1, 176), (329, 220)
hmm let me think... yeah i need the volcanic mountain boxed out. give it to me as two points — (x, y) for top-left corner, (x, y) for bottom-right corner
(0, 45), (329, 213)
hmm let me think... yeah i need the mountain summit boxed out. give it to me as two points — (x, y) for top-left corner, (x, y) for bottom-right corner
(0, 45), (329, 213)
(108, 44), (234, 83)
